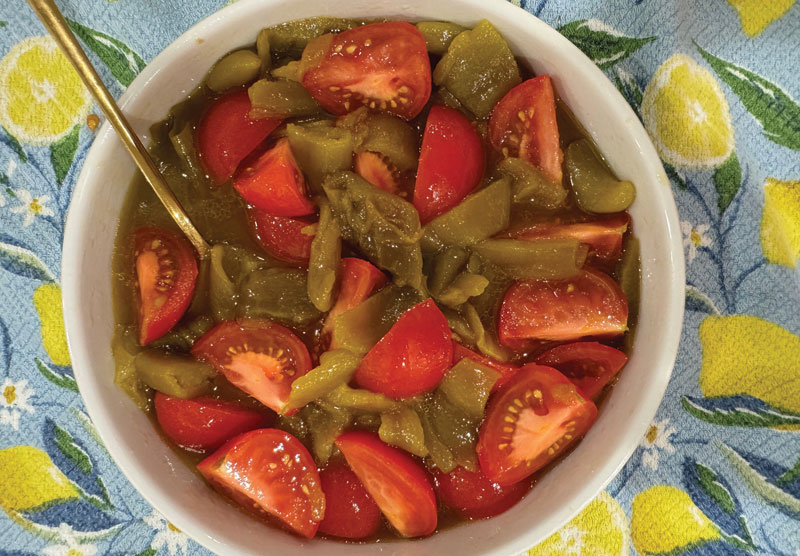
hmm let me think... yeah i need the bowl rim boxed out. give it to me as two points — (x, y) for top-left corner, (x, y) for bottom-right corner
(62, 0), (685, 554)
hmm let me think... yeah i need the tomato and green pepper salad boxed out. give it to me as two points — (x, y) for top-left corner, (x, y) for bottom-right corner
(110, 17), (641, 541)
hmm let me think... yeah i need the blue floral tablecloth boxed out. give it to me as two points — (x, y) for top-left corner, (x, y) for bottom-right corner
(0, 1), (798, 554)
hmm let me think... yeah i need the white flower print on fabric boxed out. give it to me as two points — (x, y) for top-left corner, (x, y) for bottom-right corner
(9, 188), (54, 227)
(0, 377), (35, 430)
(640, 418), (676, 470)
(144, 510), (189, 555)
(681, 220), (713, 263)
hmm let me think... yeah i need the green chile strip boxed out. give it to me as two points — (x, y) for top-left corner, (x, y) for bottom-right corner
(379, 407), (428, 457)
(206, 50), (262, 93)
(134, 348), (216, 398)
(307, 200), (341, 312)
(566, 139), (636, 213)
(286, 349), (361, 411)
(473, 238), (588, 280)
(248, 78), (322, 118)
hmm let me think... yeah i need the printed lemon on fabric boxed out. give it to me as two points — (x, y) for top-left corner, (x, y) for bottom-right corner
(726, 0), (795, 37)
(0, 446), (79, 513)
(761, 178), (800, 268)
(641, 54), (734, 169)
(0, 36), (91, 145)
(529, 491), (629, 556)
(34, 283), (72, 367)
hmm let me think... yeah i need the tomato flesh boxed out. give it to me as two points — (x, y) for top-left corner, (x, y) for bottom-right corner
(134, 227), (198, 345)
(477, 365), (597, 486)
(233, 138), (316, 217)
(336, 431), (437, 537)
(452, 342), (519, 392)
(191, 320), (313, 415)
(433, 465), (529, 519)
(355, 299), (453, 398)
(498, 269), (628, 346)
(325, 257), (387, 339)
(197, 429), (324, 538)
(300, 22), (431, 120)
(354, 151), (399, 193)
(196, 90), (281, 185)
(247, 207), (316, 266)
(489, 75), (563, 183)
(318, 461), (382, 539)
(154, 392), (268, 451)
(535, 341), (627, 399)
(414, 105), (485, 224)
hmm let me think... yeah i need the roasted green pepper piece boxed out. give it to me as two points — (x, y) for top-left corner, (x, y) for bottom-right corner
(286, 349), (361, 411)
(287, 123), (354, 192)
(150, 315), (214, 351)
(266, 17), (373, 57)
(112, 326), (149, 410)
(248, 78), (321, 118)
(422, 178), (511, 250)
(438, 359), (500, 418)
(275, 411), (310, 442)
(416, 21), (467, 56)
(326, 384), (402, 413)
(428, 247), (469, 296)
(256, 29), (271, 71)
(208, 244), (237, 322)
(415, 402), (456, 472)
(305, 403), (353, 464)
(441, 307), (473, 343)
(307, 201), (341, 312)
(238, 268), (321, 324)
(337, 107), (419, 172)
(134, 348), (216, 398)
(463, 303), (511, 362)
(379, 407), (428, 457)
(474, 238), (588, 280)
(206, 50), (262, 93)
(433, 20), (521, 118)
(168, 122), (206, 186)
(497, 157), (567, 208)
(271, 61), (300, 81)
(416, 393), (479, 471)
(437, 273), (489, 308)
(617, 235), (640, 350)
(566, 139), (636, 213)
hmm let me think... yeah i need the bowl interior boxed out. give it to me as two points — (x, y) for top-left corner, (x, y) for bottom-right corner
(62, 0), (684, 554)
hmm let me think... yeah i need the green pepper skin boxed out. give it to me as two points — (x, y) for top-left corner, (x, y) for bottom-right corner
(497, 157), (567, 208)
(134, 348), (216, 399)
(379, 406), (428, 457)
(307, 201), (341, 312)
(238, 268), (322, 324)
(248, 78), (322, 118)
(287, 123), (354, 192)
(206, 50), (262, 93)
(286, 349), (361, 411)
(416, 21), (467, 56)
(474, 238), (588, 280)
(566, 139), (636, 213)
(438, 359), (500, 418)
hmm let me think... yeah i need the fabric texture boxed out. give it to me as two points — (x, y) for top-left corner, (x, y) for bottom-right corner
(0, 0), (798, 554)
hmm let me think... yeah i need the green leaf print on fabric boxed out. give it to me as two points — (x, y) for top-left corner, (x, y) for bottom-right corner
(713, 151), (742, 211)
(696, 43), (800, 151)
(50, 124), (80, 186)
(559, 19), (655, 69)
(0, 237), (56, 282)
(2, 126), (28, 162)
(35, 358), (79, 393)
(685, 285), (720, 314)
(52, 423), (93, 474)
(682, 395), (800, 428)
(66, 19), (146, 87)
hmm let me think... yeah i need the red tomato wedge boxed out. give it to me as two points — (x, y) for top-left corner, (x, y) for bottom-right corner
(535, 341), (627, 399)
(489, 75), (563, 183)
(247, 207), (316, 266)
(477, 365), (598, 486)
(196, 90), (281, 185)
(498, 269), (628, 346)
(336, 431), (437, 537)
(191, 320), (313, 415)
(433, 465), (529, 519)
(325, 257), (387, 336)
(509, 213), (630, 268)
(414, 105), (485, 224)
(318, 461), (382, 539)
(233, 138), (315, 217)
(354, 299), (453, 398)
(134, 227), (198, 345)
(197, 429), (324, 538)
(154, 393), (268, 451)
(452, 342), (519, 392)
(300, 22), (431, 120)
(354, 151), (399, 193)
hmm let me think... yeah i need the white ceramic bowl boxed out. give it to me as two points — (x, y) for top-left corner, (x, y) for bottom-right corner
(62, 0), (684, 554)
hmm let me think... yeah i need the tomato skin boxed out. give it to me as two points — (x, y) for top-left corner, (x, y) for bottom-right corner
(247, 207), (315, 266)
(477, 365), (598, 486)
(154, 393), (269, 451)
(196, 90), (281, 185)
(489, 75), (563, 183)
(452, 342), (519, 392)
(336, 431), (437, 537)
(414, 105), (485, 224)
(355, 299), (453, 398)
(354, 151), (399, 193)
(134, 227), (198, 345)
(233, 138), (316, 217)
(433, 466), (529, 519)
(197, 428), (324, 538)
(535, 341), (627, 399)
(498, 269), (629, 346)
(318, 461), (382, 539)
(301, 22), (431, 120)
(191, 320), (313, 415)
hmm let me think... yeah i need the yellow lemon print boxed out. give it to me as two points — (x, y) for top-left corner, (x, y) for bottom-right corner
(631, 485), (719, 556)
(761, 178), (800, 268)
(727, 0), (795, 37)
(0, 36), (92, 145)
(33, 283), (72, 366)
(529, 491), (629, 556)
(0, 445), (79, 512)
(699, 315), (800, 415)
(641, 54), (734, 169)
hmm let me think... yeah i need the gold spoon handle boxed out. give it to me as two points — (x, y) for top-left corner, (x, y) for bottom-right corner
(27, 0), (210, 259)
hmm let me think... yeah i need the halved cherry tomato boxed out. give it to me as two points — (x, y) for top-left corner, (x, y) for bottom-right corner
(197, 429), (324, 538)
(300, 22), (431, 120)
(154, 392), (268, 451)
(433, 465), (529, 519)
(247, 207), (316, 266)
(318, 461), (382, 539)
(191, 320), (312, 415)
(134, 227), (198, 345)
(452, 342), (519, 392)
(535, 341), (627, 399)
(196, 90), (281, 185)
(489, 75), (563, 183)
(498, 269), (628, 346)
(509, 213), (630, 268)
(325, 257), (387, 336)
(336, 431), (437, 537)
(354, 299), (453, 398)
(354, 151), (399, 193)
(233, 138), (315, 217)
(477, 365), (597, 486)
(413, 105), (485, 224)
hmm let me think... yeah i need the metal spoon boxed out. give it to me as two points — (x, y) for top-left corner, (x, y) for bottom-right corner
(27, 0), (211, 259)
